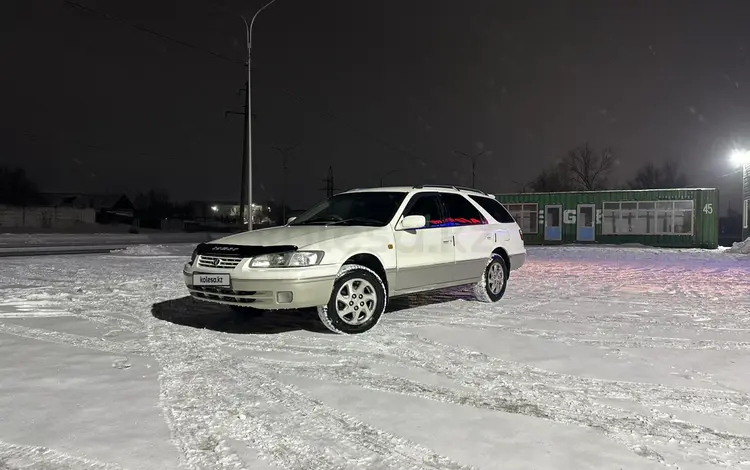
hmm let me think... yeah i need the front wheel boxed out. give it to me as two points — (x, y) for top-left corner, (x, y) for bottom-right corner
(473, 254), (508, 303)
(316, 264), (387, 334)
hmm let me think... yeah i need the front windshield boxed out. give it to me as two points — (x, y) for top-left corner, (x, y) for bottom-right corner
(290, 191), (407, 226)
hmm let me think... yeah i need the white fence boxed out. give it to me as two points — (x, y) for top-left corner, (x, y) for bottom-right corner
(0, 205), (96, 229)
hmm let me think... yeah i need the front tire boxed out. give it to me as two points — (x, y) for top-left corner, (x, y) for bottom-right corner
(316, 264), (387, 334)
(473, 254), (508, 303)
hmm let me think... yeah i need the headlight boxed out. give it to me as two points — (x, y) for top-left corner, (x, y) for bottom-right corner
(189, 248), (198, 265)
(249, 251), (324, 268)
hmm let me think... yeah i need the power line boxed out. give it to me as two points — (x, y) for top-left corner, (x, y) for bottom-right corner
(61, 0), (453, 175)
(10, 131), (159, 160)
(63, 0), (242, 65)
(687, 167), (743, 188)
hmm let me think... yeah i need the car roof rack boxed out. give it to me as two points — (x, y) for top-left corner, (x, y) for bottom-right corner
(412, 184), (488, 196)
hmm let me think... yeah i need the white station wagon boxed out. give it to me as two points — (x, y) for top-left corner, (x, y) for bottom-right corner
(184, 185), (526, 334)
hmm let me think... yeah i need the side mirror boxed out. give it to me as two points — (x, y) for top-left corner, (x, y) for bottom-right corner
(398, 214), (426, 230)
(286, 216), (297, 224)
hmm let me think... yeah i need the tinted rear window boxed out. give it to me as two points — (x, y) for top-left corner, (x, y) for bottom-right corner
(469, 195), (515, 223)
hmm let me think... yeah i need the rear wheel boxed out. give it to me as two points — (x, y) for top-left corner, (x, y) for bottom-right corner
(473, 254), (508, 303)
(316, 264), (387, 334)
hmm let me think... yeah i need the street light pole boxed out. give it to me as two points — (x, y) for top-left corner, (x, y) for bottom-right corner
(271, 143), (301, 223)
(730, 149), (750, 240)
(453, 149), (488, 188)
(511, 179), (535, 193)
(241, 0), (278, 231)
(743, 162), (749, 240)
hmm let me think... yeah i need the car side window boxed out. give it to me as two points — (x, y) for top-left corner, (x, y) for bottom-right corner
(468, 195), (515, 223)
(440, 193), (486, 225)
(402, 193), (443, 227)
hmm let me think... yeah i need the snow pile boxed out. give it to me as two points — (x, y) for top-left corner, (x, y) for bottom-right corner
(724, 237), (750, 254)
(111, 244), (172, 256)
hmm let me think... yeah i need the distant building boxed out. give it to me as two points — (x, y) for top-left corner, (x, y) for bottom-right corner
(40, 193), (135, 224)
(190, 201), (273, 226)
(495, 188), (719, 249)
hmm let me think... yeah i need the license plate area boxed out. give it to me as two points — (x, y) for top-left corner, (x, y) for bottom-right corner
(193, 273), (231, 287)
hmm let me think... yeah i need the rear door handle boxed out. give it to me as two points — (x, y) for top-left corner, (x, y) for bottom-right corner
(442, 239), (453, 244)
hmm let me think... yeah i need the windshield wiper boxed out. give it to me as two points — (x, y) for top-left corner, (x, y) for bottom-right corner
(325, 217), (383, 226)
(294, 216), (340, 225)
(294, 216), (382, 226)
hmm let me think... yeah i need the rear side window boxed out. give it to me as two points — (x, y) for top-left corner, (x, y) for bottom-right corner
(440, 193), (486, 225)
(469, 195), (515, 223)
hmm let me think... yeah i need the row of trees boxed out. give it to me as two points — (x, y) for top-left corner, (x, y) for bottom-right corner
(0, 166), (41, 205)
(528, 142), (689, 192)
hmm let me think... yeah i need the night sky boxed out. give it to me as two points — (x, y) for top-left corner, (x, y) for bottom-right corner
(4, 0), (750, 213)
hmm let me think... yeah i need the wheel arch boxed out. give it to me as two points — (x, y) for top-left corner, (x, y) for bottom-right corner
(491, 246), (511, 275)
(342, 252), (389, 294)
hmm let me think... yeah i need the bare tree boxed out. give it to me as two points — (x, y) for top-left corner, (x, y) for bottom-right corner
(628, 160), (688, 189)
(0, 166), (40, 205)
(565, 142), (616, 190)
(529, 161), (576, 192)
(529, 142), (616, 192)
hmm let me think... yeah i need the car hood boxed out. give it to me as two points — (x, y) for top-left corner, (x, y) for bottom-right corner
(209, 225), (381, 249)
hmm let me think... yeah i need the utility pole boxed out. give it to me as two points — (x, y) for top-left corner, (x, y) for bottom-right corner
(320, 166), (337, 198)
(241, 0), (279, 231)
(511, 179), (535, 193)
(453, 149), (489, 188)
(271, 143), (301, 222)
(225, 82), (249, 225)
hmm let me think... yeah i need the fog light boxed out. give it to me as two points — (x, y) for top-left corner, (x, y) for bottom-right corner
(276, 291), (293, 304)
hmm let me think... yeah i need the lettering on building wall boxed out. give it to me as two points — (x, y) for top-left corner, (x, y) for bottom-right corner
(540, 208), (603, 225)
(563, 210), (576, 224)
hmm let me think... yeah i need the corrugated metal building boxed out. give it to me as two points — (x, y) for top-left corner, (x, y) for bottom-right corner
(494, 188), (719, 249)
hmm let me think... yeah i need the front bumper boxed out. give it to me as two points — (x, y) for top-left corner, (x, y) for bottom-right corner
(183, 262), (338, 310)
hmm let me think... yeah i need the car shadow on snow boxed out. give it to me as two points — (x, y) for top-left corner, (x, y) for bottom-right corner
(386, 286), (475, 313)
(152, 287), (474, 335)
(151, 297), (332, 335)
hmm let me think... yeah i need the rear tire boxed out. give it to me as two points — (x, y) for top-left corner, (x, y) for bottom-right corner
(473, 254), (508, 303)
(316, 264), (387, 334)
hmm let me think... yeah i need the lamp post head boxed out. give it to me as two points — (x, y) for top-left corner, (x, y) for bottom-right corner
(730, 149), (750, 167)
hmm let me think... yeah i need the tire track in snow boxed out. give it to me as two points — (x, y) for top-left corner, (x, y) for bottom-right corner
(219, 327), (750, 467)
(369, 330), (750, 466)
(0, 323), (149, 356)
(248, 350), (750, 468)
(145, 318), (475, 469)
(0, 440), (121, 470)
(392, 332), (750, 420)
(217, 330), (750, 422)
(386, 319), (750, 351)
(234, 365), (476, 470)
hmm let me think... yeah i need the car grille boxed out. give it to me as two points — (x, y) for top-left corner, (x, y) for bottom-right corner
(189, 286), (271, 305)
(197, 254), (242, 269)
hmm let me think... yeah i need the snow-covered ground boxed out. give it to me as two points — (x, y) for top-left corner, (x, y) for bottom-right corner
(1, 245), (749, 470)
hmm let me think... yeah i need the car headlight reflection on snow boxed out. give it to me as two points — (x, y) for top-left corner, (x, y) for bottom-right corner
(249, 251), (324, 268)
